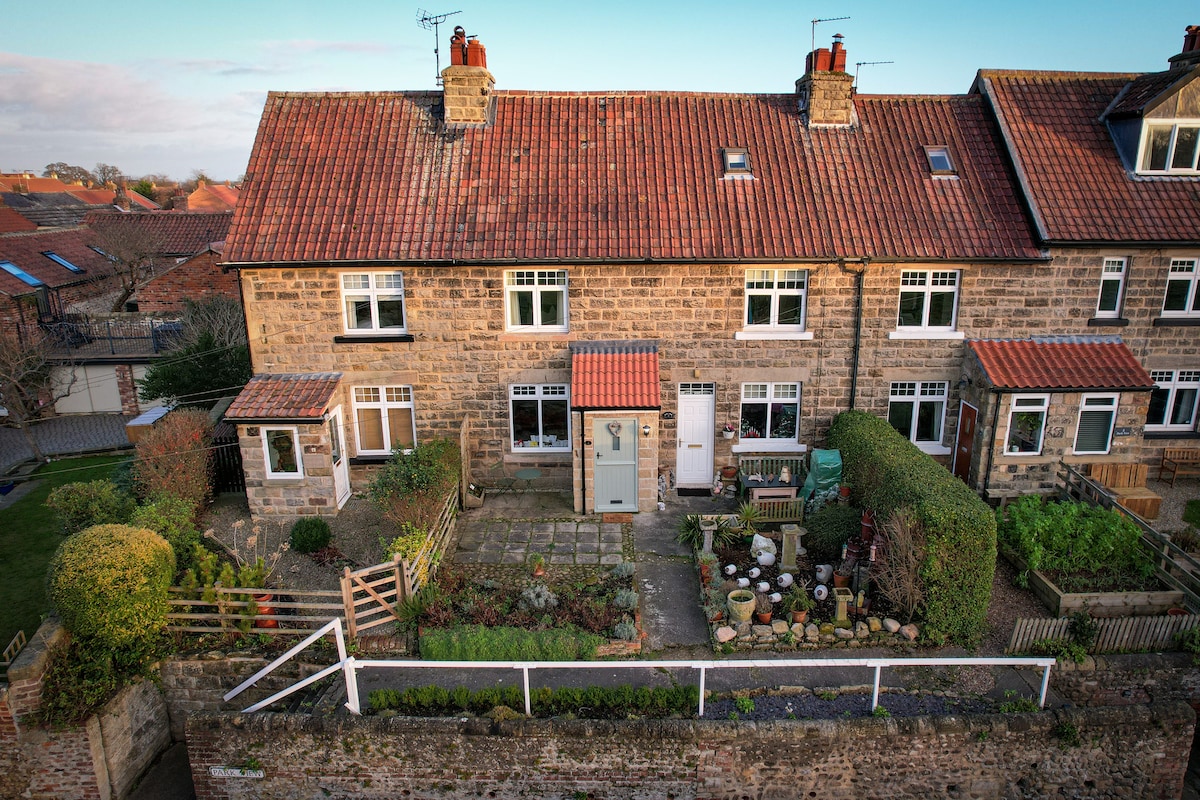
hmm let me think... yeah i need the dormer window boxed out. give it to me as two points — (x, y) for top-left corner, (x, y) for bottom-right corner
(1139, 122), (1200, 174)
(924, 146), (956, 176)
(722, 148), (751, 177)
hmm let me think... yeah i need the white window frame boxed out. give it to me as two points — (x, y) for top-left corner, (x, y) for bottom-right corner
(1162, 259), (1200, 317)
(1005, 395), (1049, 456)
(1138, 121), (1200, 175)
(887, 381), (949, 452)
(1073, 394), (1119, 456)
(1147, 370), (1200, 432)
(509, 384), (570, 451)
(262, 427), (304, 479)
(504, 270), (568, 332)
(340, 272), (407, 334)
(352, 386), (416, 456)
(893, 270), (961, 337)
(722, 147), (751, 175)
(740, 269), (808, 334)
(739, 382), (800, 443)
(1095, 257), (1127, 319)
(924, 146), (956, 176)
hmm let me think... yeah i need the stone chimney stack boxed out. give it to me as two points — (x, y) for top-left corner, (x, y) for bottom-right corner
(1168, 24), (1200, 71)
(441, 26), (495, 127)
(796, 33), (855, 128)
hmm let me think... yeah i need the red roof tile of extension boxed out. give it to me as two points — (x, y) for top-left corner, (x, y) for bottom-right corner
(0, 202), (37, 233)
(570, 341), (661, 410)
(0, 228), (116, 297)
(83, 211), (234, 256)
(976, 70), (1200, 243)
(225, 90), (1042, 265)
(226, 373), (342, 421)
(968, 338), (1155, 391)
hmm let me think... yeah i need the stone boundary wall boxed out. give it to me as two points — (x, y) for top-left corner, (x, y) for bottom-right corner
(187, 702), (1193, 800)
(1053, 652), (1200, 708)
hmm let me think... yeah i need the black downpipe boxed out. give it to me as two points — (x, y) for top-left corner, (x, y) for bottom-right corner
(845, 259), (868, 410)
(983, 390), (1001, 499)
(578, 410), (587, 514)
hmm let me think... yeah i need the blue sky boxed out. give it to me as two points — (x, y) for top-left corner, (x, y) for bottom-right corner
(0, 1), (1194, 182)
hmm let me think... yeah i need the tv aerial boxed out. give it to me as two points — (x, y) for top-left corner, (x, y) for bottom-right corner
(854, 61), (895, 90)
(416, 8), (461, 84)
(810, 16), (850, 54)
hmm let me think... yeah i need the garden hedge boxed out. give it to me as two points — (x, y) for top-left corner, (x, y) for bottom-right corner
(827, 410), (996, 646)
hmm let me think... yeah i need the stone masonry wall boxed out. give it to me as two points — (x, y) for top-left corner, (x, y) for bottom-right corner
(187, 702), (1193, 800)
(1052, 652), (1200, 708)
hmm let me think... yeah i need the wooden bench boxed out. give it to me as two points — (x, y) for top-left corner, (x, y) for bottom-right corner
(738, 456), (807, 523)
(1158, 448), (1200, 487)
(1088, 462), (1161, 521)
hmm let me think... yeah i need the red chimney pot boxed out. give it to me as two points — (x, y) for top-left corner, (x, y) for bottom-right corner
(466, 38), (487, 68)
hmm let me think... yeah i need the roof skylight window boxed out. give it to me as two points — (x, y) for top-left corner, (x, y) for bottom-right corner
(924, 146), (957, 176)
(42, 251), (84, 273)
(0, 260), (45, 287)
(722, 147), (752, 177)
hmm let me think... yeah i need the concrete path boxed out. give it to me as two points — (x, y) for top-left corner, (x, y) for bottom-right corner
(0, 414), (132, 476)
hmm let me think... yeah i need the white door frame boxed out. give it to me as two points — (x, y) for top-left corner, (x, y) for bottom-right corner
(676, 383), (715, 487)
(328, 406), (351, 509)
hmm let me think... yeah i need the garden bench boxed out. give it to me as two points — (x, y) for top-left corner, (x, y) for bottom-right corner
(737, 456), (807, 523)
(1158, 448), (1200, 488)
(1088, 462), (1161, 521)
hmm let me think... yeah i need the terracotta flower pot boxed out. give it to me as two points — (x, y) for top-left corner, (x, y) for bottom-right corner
(754, 611), (772, 624)
(833, 572), (851, 589)
(790, 610), (808, 624)
(720, 466), (738, 479)
(253, 593), (279, 629)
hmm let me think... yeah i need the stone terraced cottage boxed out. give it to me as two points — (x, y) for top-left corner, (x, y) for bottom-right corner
(221, 25), (1200, 520)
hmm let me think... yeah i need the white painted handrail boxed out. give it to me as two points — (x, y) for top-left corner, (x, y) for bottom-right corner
(229, 621), (1057, 718)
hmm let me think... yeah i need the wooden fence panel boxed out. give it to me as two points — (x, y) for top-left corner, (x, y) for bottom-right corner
(165, 586), (343, 635)
(1006, 614), (1200, 654)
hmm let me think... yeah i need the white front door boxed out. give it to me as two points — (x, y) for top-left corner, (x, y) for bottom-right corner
(676, 383), (715, 487)
(329, 407), (351, 508)
(593, 417), (638, 512)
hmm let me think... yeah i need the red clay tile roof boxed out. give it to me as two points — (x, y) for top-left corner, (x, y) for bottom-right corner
(83, 211), (233, 256)
(225, 90), (1042, 265)
(188, 182), (239, 212)
(1104, 69), (1194, 117)
(0, 228), (116, 297)
(0, 203), (37, 233)
(968, 338), (1154, 391)
(571, 341), (661, 409)
(977, 70), (1200, 243)
(225, 373), (342, 420)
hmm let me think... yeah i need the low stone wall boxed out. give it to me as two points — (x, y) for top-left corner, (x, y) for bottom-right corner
(187, 702), (1193, 800)
(99, 681), (172, 799)
(1053, 652), (1200, 708)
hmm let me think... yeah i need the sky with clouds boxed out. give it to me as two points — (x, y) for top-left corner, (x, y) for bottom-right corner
(1, 0), (1195, 182)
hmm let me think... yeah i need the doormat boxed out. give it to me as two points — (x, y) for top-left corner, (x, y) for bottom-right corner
(676, 488), (712, 497)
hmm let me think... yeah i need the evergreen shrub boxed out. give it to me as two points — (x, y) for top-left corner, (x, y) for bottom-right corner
(45, 479), (134, 535)
(290, 516), (332, 554)
(130, 494), (201, 572)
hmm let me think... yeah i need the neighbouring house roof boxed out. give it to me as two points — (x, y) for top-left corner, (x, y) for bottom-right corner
(1103, 69), (1196, 117)
(1, 192), (105, 228)
(975, 70), (1200, 243)
(0, 202), (37, 233)
(0, 227), (116, 297)
(570, 341), (661, 410)
(225, 90), (1042, 265)
(968, 337), (1155, 391)
(83, 211), (234, 257)
(187, 181), (239, 212)
(226, 373), (343, 421)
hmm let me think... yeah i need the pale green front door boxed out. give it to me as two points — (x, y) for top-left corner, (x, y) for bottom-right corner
(593, 417), (638, 512)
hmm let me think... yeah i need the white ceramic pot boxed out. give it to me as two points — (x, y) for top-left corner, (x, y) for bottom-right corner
(724, 564), (738, 575)
(813, 584), (829, 601)
(736, 577), (750, 588)
(777, 573), (794, 588)
(756, 581), (771, 593)
(757, 551), (777, 567)
(815, 564), (834, 584)
(768, 592), (783, 604)
(748, 567), (761, 579)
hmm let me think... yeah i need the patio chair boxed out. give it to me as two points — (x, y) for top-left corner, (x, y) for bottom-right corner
(486, 460), (518, 497)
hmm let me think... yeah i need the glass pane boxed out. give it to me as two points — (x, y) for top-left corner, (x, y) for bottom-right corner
(511, 291), (534, 326)
(927, 291), (955, 327)
(346, 297), (372, 329)
(328, 417), (342, 462)
(1147, 388), (1169, 426)
(1171, 388), (1198, 426)
(1008, 411), (1044, 453)
(888, 402), (914, 439)
(746, 294), (772, 325)
(1172, 127), (1199, 170)
(266, 430), (298, 474)
(1076, 410), (1114, 453)
(769, 402), (798, 439)
(1144, 126), (1171, 170)
(542, 400), (569, 443)
(740, 402), (767, 439)
(376, 297), (405, 328)
(898, 292), (925, 326)
(540, 290), (562, 326)
(388, 408), (414, 450)
(512, 399), (539, 444)
(1097, 279), (1121, 312)
(1164, 279), (1191, 311)
(915, 400), (944, 442)
(376, 272), (403, 289)
(357, 408), (384, 451)
(777, 294), (803, 325)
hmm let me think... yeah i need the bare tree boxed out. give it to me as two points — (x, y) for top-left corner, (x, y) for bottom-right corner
(42, 162), (94, 184)
(0, 330), (76, 463)
(874, 509), (927, 623)
(89, 218), (164, 312)
(180, 296), (248, 349)
(93, 163), (124, 186)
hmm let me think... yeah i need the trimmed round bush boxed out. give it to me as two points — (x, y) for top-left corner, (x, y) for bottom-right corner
(45, 479), (134, 535)
(46, 524), (175, 647)
(290, 516), (332, 554)
(130, 495), (202, 572)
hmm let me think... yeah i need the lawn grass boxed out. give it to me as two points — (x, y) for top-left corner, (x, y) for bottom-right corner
(0, 455), (129, 651)
(1184, 499), (1200, 529)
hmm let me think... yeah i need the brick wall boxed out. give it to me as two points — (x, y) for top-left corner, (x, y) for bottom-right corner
(187, 702), (1193, 800)
(136, 250), (241, 314)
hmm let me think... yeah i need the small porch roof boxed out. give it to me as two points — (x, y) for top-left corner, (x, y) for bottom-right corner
(225, 372), (342, 422)
(570, 340), (661, 411)
(968, 337), (1154, 392)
